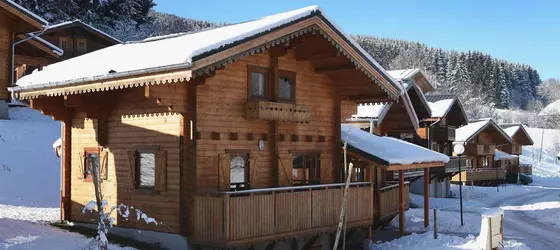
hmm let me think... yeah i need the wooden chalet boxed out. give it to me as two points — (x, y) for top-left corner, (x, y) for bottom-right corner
(0, 0), (60, 102)
(10, 6), (442, 249)
(498, 124), (534, 175)
(494, 150), (519, 175)
(421, 94), (469, 183)
(452, 119), (512, 186)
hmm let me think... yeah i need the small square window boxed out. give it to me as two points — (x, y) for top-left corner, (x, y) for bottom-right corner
(77, 39), (87, 53)
(247, 65), (268, 100)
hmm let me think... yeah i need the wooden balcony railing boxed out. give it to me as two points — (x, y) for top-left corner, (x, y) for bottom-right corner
(431, 125), (456, 142)
(191, 182), (373, 247)
(379, 182), (409, 222)
(245, 100), (311, 123)
(519, 164), (532, 175)
(452, 168), (505, 182)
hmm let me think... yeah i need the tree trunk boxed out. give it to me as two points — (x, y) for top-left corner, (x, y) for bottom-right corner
(92, 155), (108, 250)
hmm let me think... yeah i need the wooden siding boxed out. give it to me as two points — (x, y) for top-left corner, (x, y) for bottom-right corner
(196, 50), (338, 190)
(69, 84), (188, 233)
(0, 14), (12, 100)
(341, 100), (358, 122)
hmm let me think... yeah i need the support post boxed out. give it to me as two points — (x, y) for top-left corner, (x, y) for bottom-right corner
(399, 169), (404, 236)
(424, 168), (429, 228)
(61, 119), (72, 222)
(433, 209), (437, 239)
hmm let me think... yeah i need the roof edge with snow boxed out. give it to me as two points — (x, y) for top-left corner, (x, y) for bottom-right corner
(3, 0), (48, 28)
(45, 20), (122, 44)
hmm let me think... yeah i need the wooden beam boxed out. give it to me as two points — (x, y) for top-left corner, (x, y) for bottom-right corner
(424, 168), (429, 228)
(63, 95), (85, 108)
(14, 54), (52, 66)
(387, 162), (445, 171)
(399, 169), (405, 236)
(315, 64), (355, 73)
(61, 118), (72, 222)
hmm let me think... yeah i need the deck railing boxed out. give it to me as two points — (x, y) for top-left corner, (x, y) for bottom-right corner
(519, 164), (532, 175)
(191, 182), (374, 246)
(452, 168), (506, 182)
(379, 181), (410, 221)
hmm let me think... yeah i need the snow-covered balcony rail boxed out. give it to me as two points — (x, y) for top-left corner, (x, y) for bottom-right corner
(245, 100), (311, 124)
(378, 181), (410, 222)
(519, 164), (532, 175)
(191, 182), (373, 247)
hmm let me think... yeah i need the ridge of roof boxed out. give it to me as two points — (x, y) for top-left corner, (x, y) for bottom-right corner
(47, 19), (122, 44)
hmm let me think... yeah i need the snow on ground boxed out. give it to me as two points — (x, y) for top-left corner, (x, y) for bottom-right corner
(370, 231), (530, 250)
(0, 107), (61, 208)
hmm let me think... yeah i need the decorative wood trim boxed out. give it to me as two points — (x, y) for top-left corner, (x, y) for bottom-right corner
(318, 136), (326, 142)
(291, 134), (299, 142)
(278, 134), (285, 141)
(229, 132), (238, 141)
(247, 133), (254, 141)
(305, 135), (313, 142)
(262, 134), (268, 141)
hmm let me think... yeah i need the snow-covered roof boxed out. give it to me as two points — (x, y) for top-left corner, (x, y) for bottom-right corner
(352, 103), (391, 122)
(539, 99), (560, 116)
(494, 150), (518, 161)
(20, 34), (64, 56)
(341, 124), (449, 165)
(46, 20), (122, 44)
(4, 0), (48, 27)
(52, 138), (62, 149)
(13, 6), (402, 98)
(502, 125), (534, 145)
(387, 69), (420, 81)
(428, 99), (454, 118)
(455, 119), (512, 144)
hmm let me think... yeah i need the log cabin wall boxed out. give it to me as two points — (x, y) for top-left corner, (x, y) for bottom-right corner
(195, 49), (338, 190)
(341, 100), (358, 122)
(69, 84), (188, 233)
(0, 14), (12, 100)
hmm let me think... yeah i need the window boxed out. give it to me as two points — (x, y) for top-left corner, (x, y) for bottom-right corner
(137, 148), (156, 188)
(84, 149), (100, 180)
(59, 37), (73, 52)
(247, 66), (268, 100)
(229, 152), (249, 191)
(278, 70), (296, 102)
(77, 38), (87, 53)
(292, 153), (320, 185)
(81, 147), (107, 181)
(127, 146), (167, 191)
(480, 156), (489, 168)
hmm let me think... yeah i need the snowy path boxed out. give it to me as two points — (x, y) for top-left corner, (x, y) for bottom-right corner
(493, 188), (560, 250)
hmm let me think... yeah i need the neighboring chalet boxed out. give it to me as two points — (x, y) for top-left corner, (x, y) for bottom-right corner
(15, 19), (121, 82)
(499, 124), (534, 175)
(411, 94), (469, 197)
(0, 0), (63, 118)
(494, 149), (519, 174)
(12, 6), (444, 249)
(452, 119), (512, 186)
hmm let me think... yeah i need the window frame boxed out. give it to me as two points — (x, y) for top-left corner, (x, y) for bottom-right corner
(76, 38), (87, 53)
(134, 146), (160, 190)
(59, 37), (73, 52)
(291, 151), (321, 185)
(226, 149), (251, 191)
(247, 65), (269, 101)
(277, 70), (296, 103)
(83, 147), (103, 182)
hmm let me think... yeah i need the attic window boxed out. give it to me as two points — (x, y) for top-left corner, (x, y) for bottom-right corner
(77, 38), (87, 53)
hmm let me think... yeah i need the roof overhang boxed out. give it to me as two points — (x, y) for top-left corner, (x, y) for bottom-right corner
(1, 0), (47, 31)
(12, 9), (402, 101)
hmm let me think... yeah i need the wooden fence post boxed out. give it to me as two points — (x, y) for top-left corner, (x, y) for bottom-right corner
(433, 209), (437, 239)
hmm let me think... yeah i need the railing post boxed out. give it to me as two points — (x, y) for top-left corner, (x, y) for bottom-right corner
(224, 194), (230, 242)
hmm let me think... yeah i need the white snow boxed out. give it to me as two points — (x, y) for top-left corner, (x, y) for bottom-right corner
(5, 0), (48, 26)
(352, 103), (390, 120)
(494, 150), (518, 161)
(503, 126), (520, 138)
(52, 138), (62, 149)
(387, 68), (420, 81)
(455, 119), (511, 143)
(341, 124), (449, 165)
(428, 99), (455, 118)
(538, 99), (560, 116)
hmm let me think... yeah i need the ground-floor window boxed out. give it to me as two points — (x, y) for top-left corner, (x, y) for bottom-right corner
(292, 153), (320, 185)
(229, 151), (250, 191)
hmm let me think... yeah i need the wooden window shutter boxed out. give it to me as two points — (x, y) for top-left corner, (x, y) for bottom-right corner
(127, 150), (137, 187)
(78, 152), (85, 180)
(100, 151), (109, 180)
(277, 153), (293, 186)
(320, 155), (333, 184)
(154, 150), (168, 191)
(218, 154), (231, 191)
(249, 155), (258, 188)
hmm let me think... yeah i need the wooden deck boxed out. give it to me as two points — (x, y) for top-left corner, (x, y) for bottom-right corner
(190, 182), (408, 247)
(451, 168), (505, 183)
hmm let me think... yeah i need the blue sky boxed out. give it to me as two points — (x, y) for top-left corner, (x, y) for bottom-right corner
(154, 1), (559, 79)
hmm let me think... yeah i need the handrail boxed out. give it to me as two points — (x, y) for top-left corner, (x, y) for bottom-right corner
(380, 181), (410, 191)
(196, 182), (372, 195)
(465, 167), (505, 172)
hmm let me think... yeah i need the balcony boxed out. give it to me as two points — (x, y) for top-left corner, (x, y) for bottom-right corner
(452, 168), (505, 183)
(245, 100), (311, 123)
(190, 182), (408, 247)
(519, 164), (532, 175)
(431, 156), (467, 175)
(476, 144), (495, 155)
(431, 125), (456, 142)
